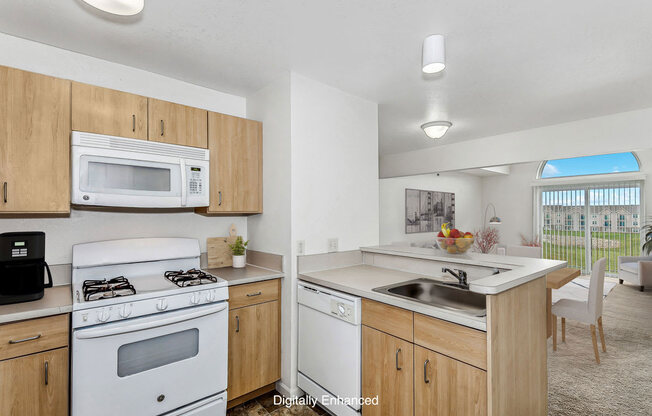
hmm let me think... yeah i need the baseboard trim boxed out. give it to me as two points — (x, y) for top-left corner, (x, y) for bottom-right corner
(275, 380), (303, 398)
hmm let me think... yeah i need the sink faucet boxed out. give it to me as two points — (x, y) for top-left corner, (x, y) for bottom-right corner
(442, 267), (468, 287)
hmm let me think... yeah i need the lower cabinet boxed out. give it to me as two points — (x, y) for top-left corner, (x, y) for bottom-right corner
(362, 326), (413, 416)
(0, 346), (69, 416)
(227, 279), (281, 407)
(414, 346), (487, 416)
(362, 300), (487, 416)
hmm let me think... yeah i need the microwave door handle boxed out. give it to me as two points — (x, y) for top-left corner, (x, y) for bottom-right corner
(75, 303), (227, 340)
(180, 159), (187, 206)
(43, 262), (53, 288)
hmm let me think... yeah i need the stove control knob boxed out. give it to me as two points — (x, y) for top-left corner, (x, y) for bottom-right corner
(205, 291), (215, 302)
(190, 293), (201, 305)
(119, 304), (132, 318)
(97, 309), (110, 323)
(156, 299), (168, 311)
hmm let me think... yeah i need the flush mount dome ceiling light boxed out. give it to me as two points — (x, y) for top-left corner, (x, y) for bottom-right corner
(82, 0), (144, 16)
(422, 34), (446, 74)
(421, 121), (452, 139)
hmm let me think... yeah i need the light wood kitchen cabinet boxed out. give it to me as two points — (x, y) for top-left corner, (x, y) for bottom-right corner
(362, 326), (414, 416)
(72, 82), (147, 140)
(197, 112), (262, 215)
(0, 66), (70, 214)
(148, 98), (208, 148)
(0, 347), (69, 416)
(227, 279), (280, 408)
(0, 314), (69, 416)
(414, 345), (487, 416)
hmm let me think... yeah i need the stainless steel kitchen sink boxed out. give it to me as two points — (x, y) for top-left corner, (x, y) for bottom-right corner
(372, 278), (486, 317)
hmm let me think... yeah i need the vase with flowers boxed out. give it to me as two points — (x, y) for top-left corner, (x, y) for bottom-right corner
(474, 227), (500, 254)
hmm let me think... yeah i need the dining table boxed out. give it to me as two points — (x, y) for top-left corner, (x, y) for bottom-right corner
(546, 267), (581, 338)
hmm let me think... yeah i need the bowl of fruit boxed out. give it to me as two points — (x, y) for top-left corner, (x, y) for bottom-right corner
(435, 223), (474, 254)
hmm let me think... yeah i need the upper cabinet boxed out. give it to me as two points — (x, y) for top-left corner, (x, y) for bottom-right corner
(197, 112), (262, 215)
(0, 67), (70, 214)
(72, 82), (147, 140)
(148, 98), (208, 148)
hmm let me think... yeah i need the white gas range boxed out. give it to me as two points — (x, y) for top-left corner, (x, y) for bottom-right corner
(71, 238), (229, 416)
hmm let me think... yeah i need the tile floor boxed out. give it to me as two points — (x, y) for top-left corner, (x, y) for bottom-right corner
(227, 390), (328, 416)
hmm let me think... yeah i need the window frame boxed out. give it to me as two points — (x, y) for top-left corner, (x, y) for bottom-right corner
(537, 152), (641, 180)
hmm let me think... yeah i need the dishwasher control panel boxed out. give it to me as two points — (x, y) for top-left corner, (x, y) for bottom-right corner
(330, 300), (355, 324)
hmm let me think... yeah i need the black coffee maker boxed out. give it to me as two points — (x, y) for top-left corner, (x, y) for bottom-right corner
(0, 232), (53, 305)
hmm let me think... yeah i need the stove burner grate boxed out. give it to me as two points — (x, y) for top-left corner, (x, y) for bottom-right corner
(165, 269), (218, 287)
(82, 276), (137, 301)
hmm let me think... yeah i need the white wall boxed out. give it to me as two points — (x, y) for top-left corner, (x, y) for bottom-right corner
(0, 210), (246, 265)
(290, 73), (380, 254)
(0, 33), (248, 265)
(246, 73), (380, 397)
(381, 107), (652, 177)
(0, 33), (245, 115)
(245, 73), (293, 393)
(480, 162), (540, 247)
(379, 173), (483, 246)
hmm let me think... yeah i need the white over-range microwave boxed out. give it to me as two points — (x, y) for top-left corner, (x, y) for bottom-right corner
(71, 131), (209, 208)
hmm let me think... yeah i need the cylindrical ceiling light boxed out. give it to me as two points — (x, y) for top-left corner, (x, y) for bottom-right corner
(422, 34), (446, 74)
(421, 121), (452, 139)
(81, 0), (144, 16)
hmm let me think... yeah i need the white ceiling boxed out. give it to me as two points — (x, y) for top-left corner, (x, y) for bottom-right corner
(1, 0), (652, 156)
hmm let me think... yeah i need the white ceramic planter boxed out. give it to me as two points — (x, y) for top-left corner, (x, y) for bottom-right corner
(232, 255), (246, 268)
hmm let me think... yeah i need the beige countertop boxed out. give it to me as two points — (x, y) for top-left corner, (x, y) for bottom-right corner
(361, 245), (566, 294)
(206, 264), (283, 286)
(299, 264), (489, 331)
(0, 285), (72, 324)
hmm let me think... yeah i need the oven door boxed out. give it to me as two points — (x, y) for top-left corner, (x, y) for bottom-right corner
(72, 303), (228, 416)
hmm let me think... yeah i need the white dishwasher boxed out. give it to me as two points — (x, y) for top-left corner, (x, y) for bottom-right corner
(298, 282), (362, 416)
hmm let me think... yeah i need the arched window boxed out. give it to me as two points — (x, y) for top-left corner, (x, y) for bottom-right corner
(539, 152), (640, 179)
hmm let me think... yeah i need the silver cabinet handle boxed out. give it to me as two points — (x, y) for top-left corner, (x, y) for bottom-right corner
(235, 315), (240, 333)
(3, 182), (6, 203)
(395, 348), (402, 370)
(132, 114), (136, 132)
(9, 334), (41, 344)
(246, 291), (261, 297)
(44, 361), (49, 385)
(424, 359), (430, 384)
(160, 119), (164, 136)
(218, 191), (222, 206)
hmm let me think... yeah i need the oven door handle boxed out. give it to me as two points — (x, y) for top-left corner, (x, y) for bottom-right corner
(74, 303), (227, 339)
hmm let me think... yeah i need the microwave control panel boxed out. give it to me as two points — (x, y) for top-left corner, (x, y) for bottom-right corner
(188, 166), (204, 195)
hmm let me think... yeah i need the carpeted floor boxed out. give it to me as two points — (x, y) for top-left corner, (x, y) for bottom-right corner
(548, 283), (652, 416)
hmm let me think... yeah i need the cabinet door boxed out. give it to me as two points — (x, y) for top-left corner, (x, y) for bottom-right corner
(72, 82), (147, 139)
(203, 112), (262, 213)
(148, 98), (207, 148)
(228, 300), (280, 399)
(362, 326), (413, 416)
(0, 347), (69, 416)
(414, 345), (487, 416)
(0, 67), (70, 214)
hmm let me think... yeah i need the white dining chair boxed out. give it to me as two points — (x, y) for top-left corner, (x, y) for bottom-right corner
(551, 257), (607, 363)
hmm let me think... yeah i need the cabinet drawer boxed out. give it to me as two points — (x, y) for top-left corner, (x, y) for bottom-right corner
(229, 279), (280, 310)
(0, 314), (69, 361)
(414, 313), (487, 370)
(362, 299), (413, 342)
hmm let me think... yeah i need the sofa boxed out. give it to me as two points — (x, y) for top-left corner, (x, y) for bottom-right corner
(617, 255), (652, 292)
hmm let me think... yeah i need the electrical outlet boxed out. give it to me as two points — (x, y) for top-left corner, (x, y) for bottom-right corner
(297, 240), (305, 255)
(328, 238), (338, 253)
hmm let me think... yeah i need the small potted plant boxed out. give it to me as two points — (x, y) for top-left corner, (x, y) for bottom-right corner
(228, 236), (249, 268)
